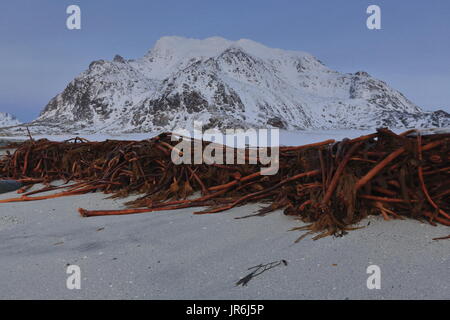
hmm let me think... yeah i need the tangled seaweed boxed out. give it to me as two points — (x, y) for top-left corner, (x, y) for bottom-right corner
(0, 128), (449, 241)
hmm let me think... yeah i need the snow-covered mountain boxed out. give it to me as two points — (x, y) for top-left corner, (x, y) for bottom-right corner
(0, 112), (21, 128)
(3, 36), (449, 134)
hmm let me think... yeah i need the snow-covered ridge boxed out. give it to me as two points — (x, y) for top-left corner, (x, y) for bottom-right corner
(2, 36), (449, 135)
(0, 112), (21, 128)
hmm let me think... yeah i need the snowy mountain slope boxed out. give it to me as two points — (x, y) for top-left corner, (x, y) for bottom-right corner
(0, 112), (21, 128)
(3, 36), (449, 135)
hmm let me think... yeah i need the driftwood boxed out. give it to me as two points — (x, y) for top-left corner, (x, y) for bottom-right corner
(0, 128), (449, 240)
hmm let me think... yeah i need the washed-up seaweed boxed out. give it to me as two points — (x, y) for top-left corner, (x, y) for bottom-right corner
(236, 260), (288, 286)
(0, 128), (449, 240)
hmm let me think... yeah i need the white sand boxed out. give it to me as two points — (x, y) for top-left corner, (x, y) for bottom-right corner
(0, 185), (448, 300)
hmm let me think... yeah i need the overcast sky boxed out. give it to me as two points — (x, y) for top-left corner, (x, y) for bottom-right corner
(1, 0), (449, 121)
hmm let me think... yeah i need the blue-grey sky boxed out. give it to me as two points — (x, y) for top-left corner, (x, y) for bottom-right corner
(0, 0), (449, 122)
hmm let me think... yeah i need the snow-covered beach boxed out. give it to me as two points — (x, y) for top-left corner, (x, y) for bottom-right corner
(0, 130), (449, 300)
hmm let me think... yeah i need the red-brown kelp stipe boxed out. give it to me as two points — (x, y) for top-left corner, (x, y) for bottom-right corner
(0, 129), (449, 240)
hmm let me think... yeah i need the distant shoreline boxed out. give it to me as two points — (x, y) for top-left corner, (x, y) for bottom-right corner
(0, 138), (24, 147)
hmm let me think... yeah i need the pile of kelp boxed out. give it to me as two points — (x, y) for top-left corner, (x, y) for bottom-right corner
(0, 128), (449, 241)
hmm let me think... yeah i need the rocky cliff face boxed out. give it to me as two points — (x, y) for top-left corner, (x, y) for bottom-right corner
(5, 36), (450, 134)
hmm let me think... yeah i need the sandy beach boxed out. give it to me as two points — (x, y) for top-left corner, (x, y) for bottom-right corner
(0, 183), (448, 300)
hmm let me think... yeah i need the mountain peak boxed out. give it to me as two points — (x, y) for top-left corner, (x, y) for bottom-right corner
(113, 54), (126, 63)
(0, 112), (21, 128)
(149, 36), (233, 57)
(148, 36), (310, 62)
(4, 36), (448, 135)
